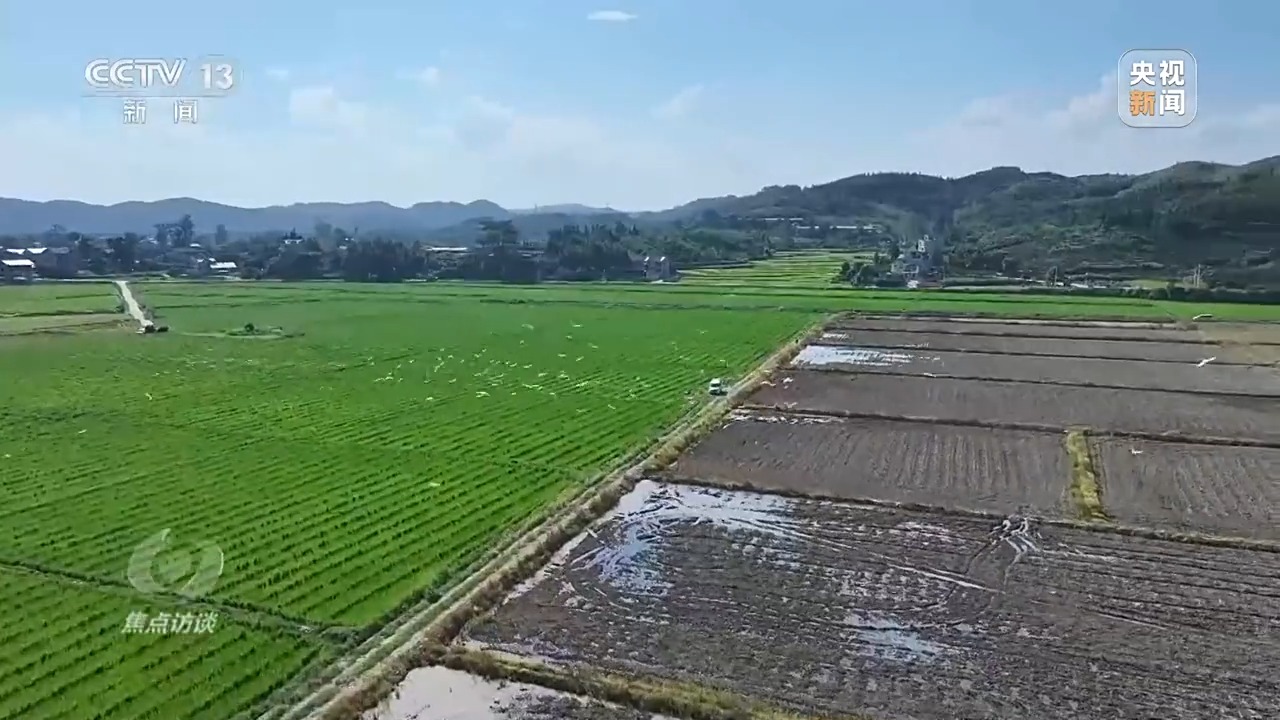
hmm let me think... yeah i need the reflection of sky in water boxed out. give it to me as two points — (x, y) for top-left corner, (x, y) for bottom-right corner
(567, 480), (804, 594)
(843, 612), (948, 662)
(791, 345), (936, 367)
(550, 481), (961, 664)
(367, 665), (681, 720)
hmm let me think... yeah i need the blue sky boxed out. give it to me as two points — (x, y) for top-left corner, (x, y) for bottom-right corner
(0, 0), (1276, 208)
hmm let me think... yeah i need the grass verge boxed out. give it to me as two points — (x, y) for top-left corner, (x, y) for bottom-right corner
(425, 644), (861, 720)
(1065, 429), (1110, 522)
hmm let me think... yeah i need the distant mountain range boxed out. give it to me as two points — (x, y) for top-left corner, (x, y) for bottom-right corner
(2, 157), (1277, 281)
(0, 197), (517, 236)
(508, 204), (619, 216)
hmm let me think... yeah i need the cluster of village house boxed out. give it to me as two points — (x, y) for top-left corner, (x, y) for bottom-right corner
(1, 247), (74, 281)
(0, 243), (239, 282)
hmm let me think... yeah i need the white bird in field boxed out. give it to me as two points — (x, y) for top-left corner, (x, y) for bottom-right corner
(1192, 313), (1213, 321)
(1130, 447), (1143, 455)
(1196, 357), (1217, 368)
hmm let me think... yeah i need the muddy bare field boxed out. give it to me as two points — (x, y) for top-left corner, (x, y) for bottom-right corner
(664, 409), (1069, 516)
(1200, 323), (1280, 366)
(818, 328), (1256, 364)
(829, 317), (1208, 343)
(368, 666), (673, 720)
(1093, 438), (1280, 540)
(750, 371), (1280, 443)
(791, 345), (1280, 396)
(466, 481), (1280, 720)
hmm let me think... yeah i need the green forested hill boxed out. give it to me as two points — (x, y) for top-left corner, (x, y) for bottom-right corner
(656, 157), (1280, 284)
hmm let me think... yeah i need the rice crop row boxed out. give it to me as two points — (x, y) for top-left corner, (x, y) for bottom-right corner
(0, 282), (119, 316)
(0, 568), (322, 720)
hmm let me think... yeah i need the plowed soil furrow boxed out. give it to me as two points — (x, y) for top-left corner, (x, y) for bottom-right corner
(664, 411), (1070, 516)
(1093, 439), (1280, 539)
(468, 482), (1280, 720)
(817, 329), (1249, 364)
(748, 371), (1280, 443)
(792, 346), (1280, 396)
(828, 318), (1205, 342)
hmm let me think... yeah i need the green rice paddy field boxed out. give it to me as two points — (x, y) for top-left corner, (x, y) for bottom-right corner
(1, 257), (1278, 719)
(0, 281), (816, 719)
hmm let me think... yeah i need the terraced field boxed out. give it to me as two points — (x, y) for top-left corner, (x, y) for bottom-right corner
(1092, 438), (1280, 539)
(0, 283), (814, 719)
(679, 252), (864, 289)
(664, 410), (1069, 514)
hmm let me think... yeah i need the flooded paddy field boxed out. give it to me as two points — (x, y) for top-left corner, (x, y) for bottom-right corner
(366, 665), (672, 720)
(465, 481), (1280, 720)
(1092, 438), (1280, 539)
(817, 329), (1250, 364)
(829, 317), (1210, 343)
(790, 344), (1280, 396)
(664, 409), (1070, 515)
(749, 371), (1280, 442)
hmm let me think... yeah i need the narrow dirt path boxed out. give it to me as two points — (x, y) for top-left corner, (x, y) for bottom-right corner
(114, 280), (153, 330)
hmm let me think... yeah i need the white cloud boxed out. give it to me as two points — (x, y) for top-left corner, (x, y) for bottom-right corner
(907, 72), (1280, 177)
(652, 85), (703, 120)
(587, 10), (637, 22)
(287, 86), (369, 131)
(265, 67), (291, 82)
(0, 68), (1275, 212)
(399, 66), (441, 88)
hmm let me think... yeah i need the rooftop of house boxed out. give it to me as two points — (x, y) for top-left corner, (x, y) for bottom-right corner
(7, 246), (71, 255)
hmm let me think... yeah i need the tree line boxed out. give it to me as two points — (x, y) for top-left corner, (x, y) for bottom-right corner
(1, 217), (777, 283)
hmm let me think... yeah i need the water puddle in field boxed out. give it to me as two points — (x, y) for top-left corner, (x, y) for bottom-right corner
(510, 481), (807, 600)
(367, 665), (674, 719)
(791, 345), (935, 368)
(842, 611), (950, 662)
(727, 408), (839, 424)
(570, 481), (806, 595)
(503, 482), (972, 667)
